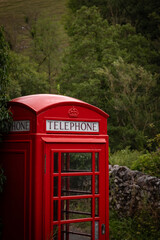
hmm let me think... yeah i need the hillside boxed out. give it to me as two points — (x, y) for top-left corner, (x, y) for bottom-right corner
(0, 0), (67, 51)
(0, 0), (67, 22)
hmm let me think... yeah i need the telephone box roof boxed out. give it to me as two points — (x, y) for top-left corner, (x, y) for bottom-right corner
(10, 94), (109, 118)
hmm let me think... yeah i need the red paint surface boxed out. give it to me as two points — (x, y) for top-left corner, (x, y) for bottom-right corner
(0, 94), (109, 240)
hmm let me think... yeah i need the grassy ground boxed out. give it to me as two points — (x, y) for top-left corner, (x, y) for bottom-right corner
(0, 0), (67, 21)
(0, 0), (67, 52)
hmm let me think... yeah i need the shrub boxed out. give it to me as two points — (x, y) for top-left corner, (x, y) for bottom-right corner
(109, 146), (142, 169)
(133, 207), (160, 240)
(109, 207), (160, 240)
(131, 151), (160, 178)
(109, 210), (135, 240)
(109, 145), (160, 178)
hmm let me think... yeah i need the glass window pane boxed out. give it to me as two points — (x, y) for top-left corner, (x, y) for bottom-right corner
(95, 175), (99, 194)
(54, 152), (58, 173)
(95, 153), (99, 172)
(61, 176), (92, 196)
(52, 225), (58, 240)
(95, 198), (99, 217)
(53, 200), (58, 221)
(53, 176), (58, 196)
(61, 222), (91, 239)
(95, 221), (99, 240)
(61, 153), (92, 172)
(61, 198), (92, 220)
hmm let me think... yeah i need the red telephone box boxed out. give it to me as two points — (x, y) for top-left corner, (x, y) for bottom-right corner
(0, 94), (109, 240)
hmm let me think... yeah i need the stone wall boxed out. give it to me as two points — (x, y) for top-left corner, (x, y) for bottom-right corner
(109, 165), (160, 217)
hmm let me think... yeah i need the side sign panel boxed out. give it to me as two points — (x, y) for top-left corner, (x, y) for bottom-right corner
(10, 120), (30, 132)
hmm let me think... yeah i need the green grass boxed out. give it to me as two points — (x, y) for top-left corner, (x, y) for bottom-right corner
(0, 0), (67, 21)
(0, 0), (68, 53)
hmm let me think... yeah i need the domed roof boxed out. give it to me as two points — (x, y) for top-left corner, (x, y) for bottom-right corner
(10, 94), (109, 118)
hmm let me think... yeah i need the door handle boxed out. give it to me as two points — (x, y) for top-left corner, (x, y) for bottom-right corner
(101, 223), (105, 235)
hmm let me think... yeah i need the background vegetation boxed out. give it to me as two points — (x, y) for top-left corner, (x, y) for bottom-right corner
(0, 0), (159, 152)
(0, 0), (160, 239)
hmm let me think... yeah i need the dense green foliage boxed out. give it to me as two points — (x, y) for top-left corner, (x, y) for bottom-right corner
(0, 2), (159, 149)
(131, 134), (160, 177)
(109, 147), (142, 168)
(109, 208), (160, 240)
(0, 27), (12, 136)
(30, 15), (64, 93)
(1, 1), (160, 151)
(8, 51), (49, 98)
(0, 0), (159, 155)
(58, 6), (160, 151)
(132, 151), (160, 178)
(63, 1), (160, 150)
(0, 27), (11, 198)
(67, 0), (160, 40)
(110, 147), (160, 178)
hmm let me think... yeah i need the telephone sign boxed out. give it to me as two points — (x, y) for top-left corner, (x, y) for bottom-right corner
(46, 120), (99, 132)
(10, 120), (30, 132)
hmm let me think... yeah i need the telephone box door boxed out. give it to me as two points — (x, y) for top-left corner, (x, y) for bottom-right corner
(44, 141), (108, 240)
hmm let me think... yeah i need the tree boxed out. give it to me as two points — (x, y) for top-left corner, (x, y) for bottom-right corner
(58, 6), (108, 106)
(0, 26), (12, 137)
(30, 15), (64, 93)
(67, 0), (160, 41)
(67, 0), (108, 20)
(59, 6), (157, 102)
(58, 6), (160, 151)
(0, 26), (12, 195)
(96, 58), (157, 150)
(8, 51), (49, 98)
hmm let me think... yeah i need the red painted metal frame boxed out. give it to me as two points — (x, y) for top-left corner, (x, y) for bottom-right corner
(1, 94), (109, 240)
(0, 139), (32, 240)
(43, 142), (108, 240)
(1, 149), (27, 239)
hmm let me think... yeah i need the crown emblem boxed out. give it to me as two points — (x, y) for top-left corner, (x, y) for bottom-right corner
(68, 106), (79, 118)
